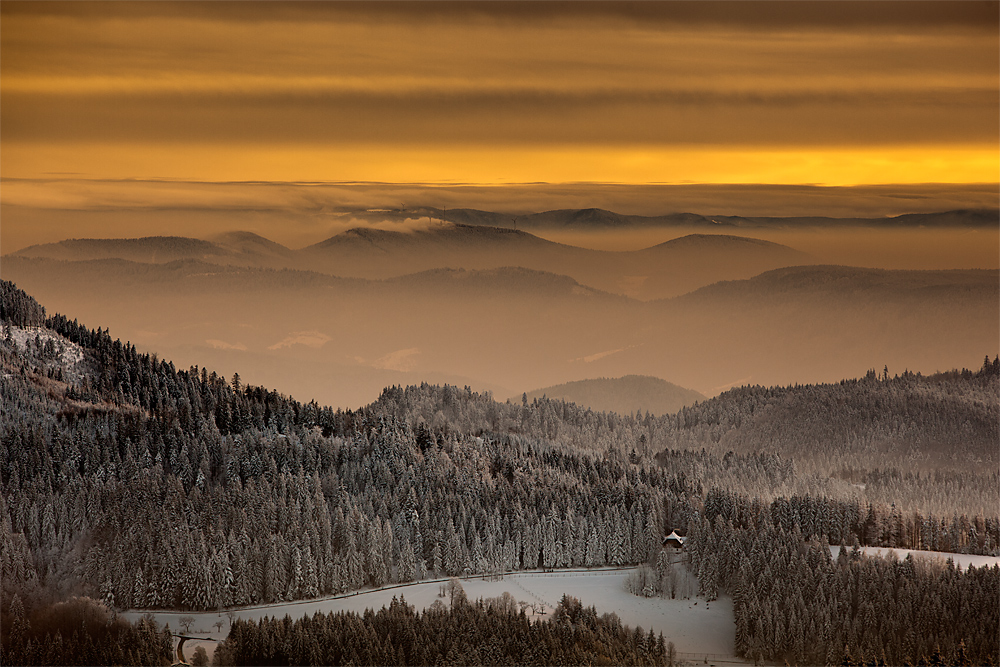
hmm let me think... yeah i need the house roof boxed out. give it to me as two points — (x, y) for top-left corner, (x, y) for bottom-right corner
(663, 530), (686, 545)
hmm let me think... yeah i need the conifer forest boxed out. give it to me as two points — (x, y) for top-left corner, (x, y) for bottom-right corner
(5, 1), (1000, 664)
(1, 277), (998, 665)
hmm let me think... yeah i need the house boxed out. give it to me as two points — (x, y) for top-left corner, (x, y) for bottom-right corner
(662, 530), (686, 550)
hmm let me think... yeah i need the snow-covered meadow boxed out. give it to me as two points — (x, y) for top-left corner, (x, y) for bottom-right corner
(124, 547), (1000, 663)
(124, 567), (737, 662)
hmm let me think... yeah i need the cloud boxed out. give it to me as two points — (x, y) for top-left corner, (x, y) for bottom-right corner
(371, 347), (420, 372)
(570, 346), (635, 363)
(710, 376), (755, 395)
(205, 339), (247, 351)
(267, 331), (331, 350)
(3, 5), (996, 150)
(4, 2), (996, 31)
(3, 178), (998, 255)
(3, 178), (998, 217)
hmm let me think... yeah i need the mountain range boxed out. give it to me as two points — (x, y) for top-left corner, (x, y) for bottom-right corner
(3, 246), (995, 409)
(11, 224), (809, 300)
(344, 207), (999, 230)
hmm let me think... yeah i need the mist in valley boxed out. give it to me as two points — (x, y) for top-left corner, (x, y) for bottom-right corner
(4, 221), (996, 410)
(535, 226), (1000, 270)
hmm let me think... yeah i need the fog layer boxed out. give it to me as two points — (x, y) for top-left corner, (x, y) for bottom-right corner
(4, 241), (995, 408)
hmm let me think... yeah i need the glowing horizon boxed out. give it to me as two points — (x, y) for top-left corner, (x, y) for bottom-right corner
(2, 1), (997, 253)
(3, 3), (998, 186)
(3, 143), (998, 188)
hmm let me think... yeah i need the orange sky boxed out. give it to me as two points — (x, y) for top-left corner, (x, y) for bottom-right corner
(1, 1), (997, 251)
(3, 2), (998, 183)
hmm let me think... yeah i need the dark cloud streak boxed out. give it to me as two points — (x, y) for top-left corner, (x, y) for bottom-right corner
(5, 89), (996, 145)
(3, 1), (996, 32)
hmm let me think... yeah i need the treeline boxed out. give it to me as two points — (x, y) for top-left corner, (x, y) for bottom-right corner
(0, 281), (46, 327)
(374, 367), (1000, 516)
(213, 593), (672, 667)
(703, 490), (999, 557)
(374, 363), (1000, 475)
(7, 270), (998, 517)
(685, 489), (1000, 666)
(672, 361), (1000, 469)
(0, 595), (172, 666)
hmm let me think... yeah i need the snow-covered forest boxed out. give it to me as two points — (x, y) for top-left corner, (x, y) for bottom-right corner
(686, 489), (999, 665)
(1, 279), (998, 665)
(213, 593), (676, 667)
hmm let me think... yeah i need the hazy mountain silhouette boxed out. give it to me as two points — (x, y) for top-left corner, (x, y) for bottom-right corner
(209, 230), (296, 266)
(341, 207), (724, 229)
(2, 254), (994, 408)
(12, 225), (811, 300)
(709, 208), (999, 229)
(346, 207), (998, 230)
(516, 375), (705, 416)
(302, 224), (810, 299)
(675, 265), (996, 303)
(11, 236), (228, 263)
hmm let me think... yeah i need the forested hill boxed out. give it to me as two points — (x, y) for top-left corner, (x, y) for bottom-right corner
(372, 366), (1000, 512)
(670, 366), (1000, 470)
(1, 280), (997, 623)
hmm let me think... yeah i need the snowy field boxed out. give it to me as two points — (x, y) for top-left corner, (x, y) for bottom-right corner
(124, 567), (739, 663)
(126, 549), (1000, 663)
(829, 546), (1000, 569)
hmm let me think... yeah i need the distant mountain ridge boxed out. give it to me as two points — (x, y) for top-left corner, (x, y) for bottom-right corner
(516, 375), (705, 416)
(10, 225), (810, 300)
(346, 207), (998, 230)
(10, 236), (228, 263)
(676, 265), (998, 304)
(303, 222), (557, 253)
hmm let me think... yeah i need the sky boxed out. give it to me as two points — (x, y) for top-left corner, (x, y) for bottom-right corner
(2, 1), (998, 249)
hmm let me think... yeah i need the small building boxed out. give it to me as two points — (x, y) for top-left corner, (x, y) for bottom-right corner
(662, 530), (686, 550)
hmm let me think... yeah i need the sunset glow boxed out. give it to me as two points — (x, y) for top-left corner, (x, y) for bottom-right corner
(3, 2), (997, 201)
(4, 142), (997, 187)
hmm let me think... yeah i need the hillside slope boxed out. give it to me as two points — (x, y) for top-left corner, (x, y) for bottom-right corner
(2, 279), (997, 635)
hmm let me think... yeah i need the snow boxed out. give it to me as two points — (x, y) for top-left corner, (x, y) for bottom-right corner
(123, 568), (738, 662)
(829, 546), (1000, 570)
(127, 551), (1000, 662)
(7, 325), (86, 382)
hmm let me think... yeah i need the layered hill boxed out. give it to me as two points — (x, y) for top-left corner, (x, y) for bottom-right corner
(12, 232), (297, 270)
(9, 236), (229, 263)
(3, 252), (995, 413)
(10, 225), (810, 300)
